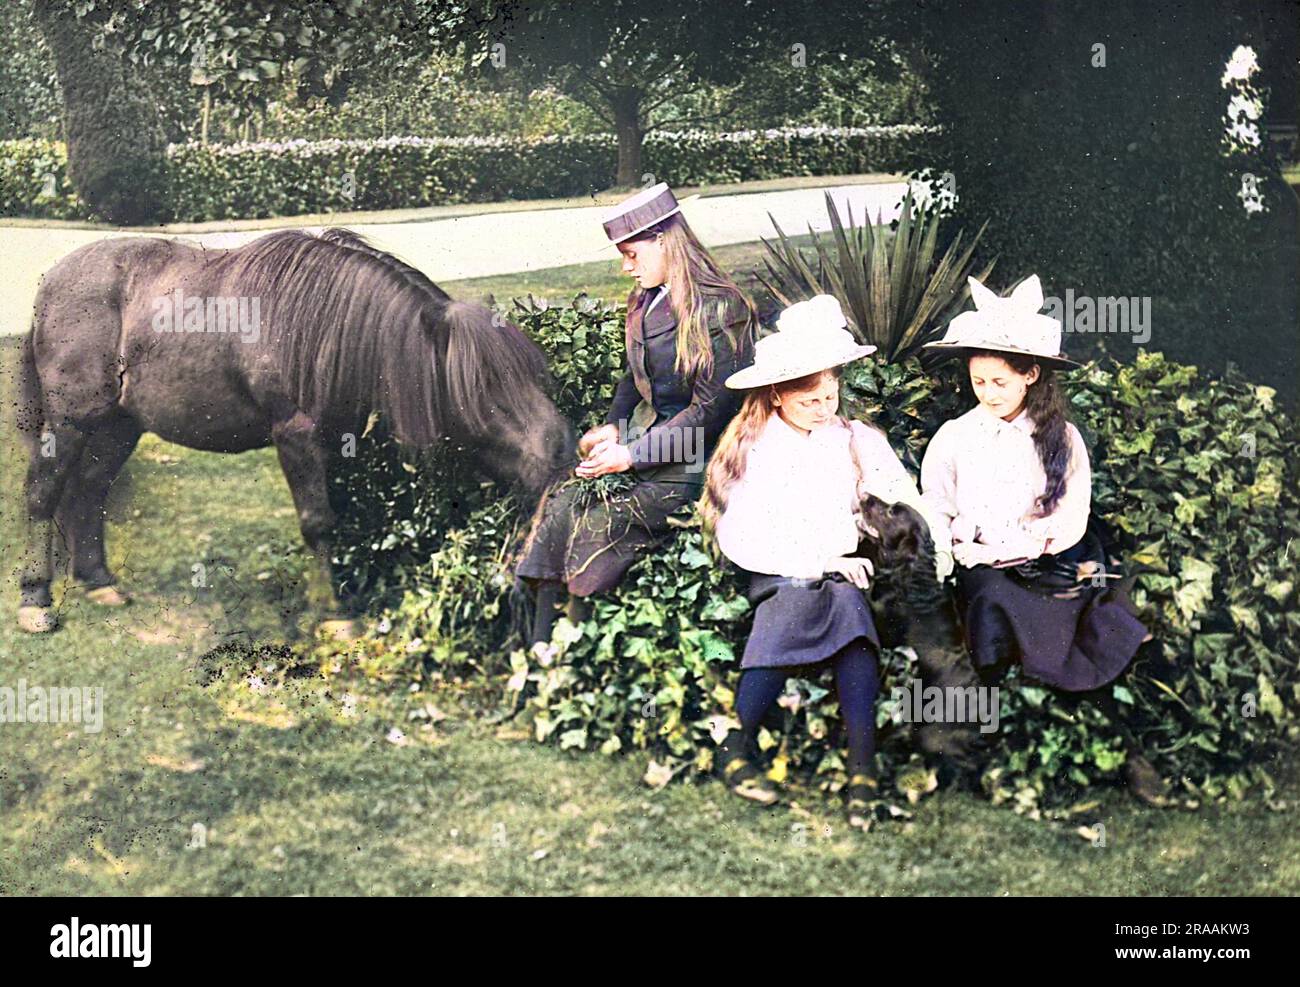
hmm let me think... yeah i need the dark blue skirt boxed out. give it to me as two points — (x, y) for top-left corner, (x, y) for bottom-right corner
(956, 562), (1148, 692)
(740, 572), (880, 670)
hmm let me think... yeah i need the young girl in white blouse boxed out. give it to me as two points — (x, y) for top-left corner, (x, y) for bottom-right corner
(920, 275), (1165, 804)
(700, 295), (952, 828)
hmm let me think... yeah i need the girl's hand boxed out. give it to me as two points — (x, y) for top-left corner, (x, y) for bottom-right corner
(954, 540), (1030, 569)
(576, 440), (633, 479)
(953, 541), (1000, 569)
(950, 514), (980, 545)
(578, 423), (620, 457)
(824, 556), (874, 590)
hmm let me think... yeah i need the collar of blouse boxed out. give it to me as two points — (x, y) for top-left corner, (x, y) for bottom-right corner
(974, 403), (1036, 436)
(767, 411), (846, 443)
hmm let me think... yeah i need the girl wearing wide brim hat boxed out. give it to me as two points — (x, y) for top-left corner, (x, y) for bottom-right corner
(919, 275), (1168, 805)
(514, 183), (757, 646)
(699, 294), (954, 828)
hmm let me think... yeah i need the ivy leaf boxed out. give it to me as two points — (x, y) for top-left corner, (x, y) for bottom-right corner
(1264, 580), (1293, 605)
(699, 595), (749, 622)
(1129, 538), (1168, 572)
(1228, 605), (1260, 635)
(1257, 674), (1284, 722)
(1174, 556), (1216, 621)
(1173, 493), (1210, 526)
(678, 544), (711, 569)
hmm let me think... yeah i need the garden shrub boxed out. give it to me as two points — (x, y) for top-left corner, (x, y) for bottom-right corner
(0, 138), (85, 219)
(336, 296), (1300, 813)
(917, 1), (1297, 401)
(0, 125), (936, 223)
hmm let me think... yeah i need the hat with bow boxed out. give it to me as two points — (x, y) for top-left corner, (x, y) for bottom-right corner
(725, 294), (876, 389)
(924, 275), (1080, 370)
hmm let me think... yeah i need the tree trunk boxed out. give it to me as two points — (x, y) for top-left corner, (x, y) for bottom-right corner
(610, 88), (644, 189)
(31, 0), (169, 224)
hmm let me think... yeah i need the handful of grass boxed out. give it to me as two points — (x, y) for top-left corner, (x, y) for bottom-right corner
(558, 471), (638, 514)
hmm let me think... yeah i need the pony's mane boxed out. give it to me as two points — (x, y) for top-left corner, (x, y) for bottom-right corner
(216, 228), (548, 445)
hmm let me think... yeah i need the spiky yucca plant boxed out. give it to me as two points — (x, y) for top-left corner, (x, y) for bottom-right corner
(756, 188), (994, 362)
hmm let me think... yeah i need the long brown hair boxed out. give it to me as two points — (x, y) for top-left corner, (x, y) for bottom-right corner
(968, 348), (1074, 517)
(624, 212), (756, 378)
(699, 366), (876, 555)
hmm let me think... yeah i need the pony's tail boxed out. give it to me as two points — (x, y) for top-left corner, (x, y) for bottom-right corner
(507, 574), (537, 648)
(16, 329), (45, 443)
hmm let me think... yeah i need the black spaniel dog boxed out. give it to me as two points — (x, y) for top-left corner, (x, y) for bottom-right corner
(856, 493), (985, 775)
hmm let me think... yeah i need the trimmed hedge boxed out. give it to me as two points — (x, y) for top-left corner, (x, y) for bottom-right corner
(333, 296), (1300, 815)
(0, 139), (86, 220)
(0, 125), (935, 223)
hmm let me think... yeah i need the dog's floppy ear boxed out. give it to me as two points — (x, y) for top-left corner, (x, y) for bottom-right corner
(855, 493), (892, 563)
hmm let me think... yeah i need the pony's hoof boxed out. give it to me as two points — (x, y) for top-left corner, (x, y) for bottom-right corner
(85, 585), (131, 607)
(18, 606), (58, 633)
(317, 618), (362, 642)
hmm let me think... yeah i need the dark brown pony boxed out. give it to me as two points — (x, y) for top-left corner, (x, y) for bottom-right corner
(15, 228), (573, 633)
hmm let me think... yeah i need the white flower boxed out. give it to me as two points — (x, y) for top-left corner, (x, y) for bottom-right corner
(1221, 45), (1260, 86)
(166, 124), (940, 161)
(1238, 180), (1266, 214)
(1225, 119), (1262, 148)
(1227, 92), (1262, 121)
(529, 641), (558, 666)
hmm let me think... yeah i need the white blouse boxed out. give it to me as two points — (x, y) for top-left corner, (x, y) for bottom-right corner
(920, 404), (1091, 565)
(716, 414), (952, 579)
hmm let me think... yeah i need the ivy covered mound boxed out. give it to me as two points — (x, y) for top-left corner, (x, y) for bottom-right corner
(331, 297), (1300, 814)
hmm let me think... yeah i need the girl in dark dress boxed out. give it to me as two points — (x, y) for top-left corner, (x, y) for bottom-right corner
(515, 183), (756, 647)
(921, 275), (1167, 804)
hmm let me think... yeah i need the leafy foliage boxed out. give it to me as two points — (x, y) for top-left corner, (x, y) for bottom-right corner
(0, 139), (84, 219)
(334, 296), (1300, 813)
(46, 0), (461, 109)
(917, 0), (1297, 399)
(459, 0), (904, 185)
(757, 186), (991, 361)
(0, 126), (933, 221)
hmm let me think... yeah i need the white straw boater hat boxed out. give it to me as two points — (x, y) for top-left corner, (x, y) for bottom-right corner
(924, 274), (1080, 370)
(725, 294), (876, 389)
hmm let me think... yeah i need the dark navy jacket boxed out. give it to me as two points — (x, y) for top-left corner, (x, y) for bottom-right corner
(605, 285), (755, 485)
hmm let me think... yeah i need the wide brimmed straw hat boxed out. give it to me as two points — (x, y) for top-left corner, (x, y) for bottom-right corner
(725, 295), (876, 389)
(924, 274), (1080, 370)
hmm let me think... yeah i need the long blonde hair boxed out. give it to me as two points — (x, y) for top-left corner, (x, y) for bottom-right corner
(699, 367), (874, 556)
(626, 212), (756, 377)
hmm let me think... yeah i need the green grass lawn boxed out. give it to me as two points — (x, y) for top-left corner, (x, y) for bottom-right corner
(442, 233), (822, 307)
(2, 307), (1298, 895)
